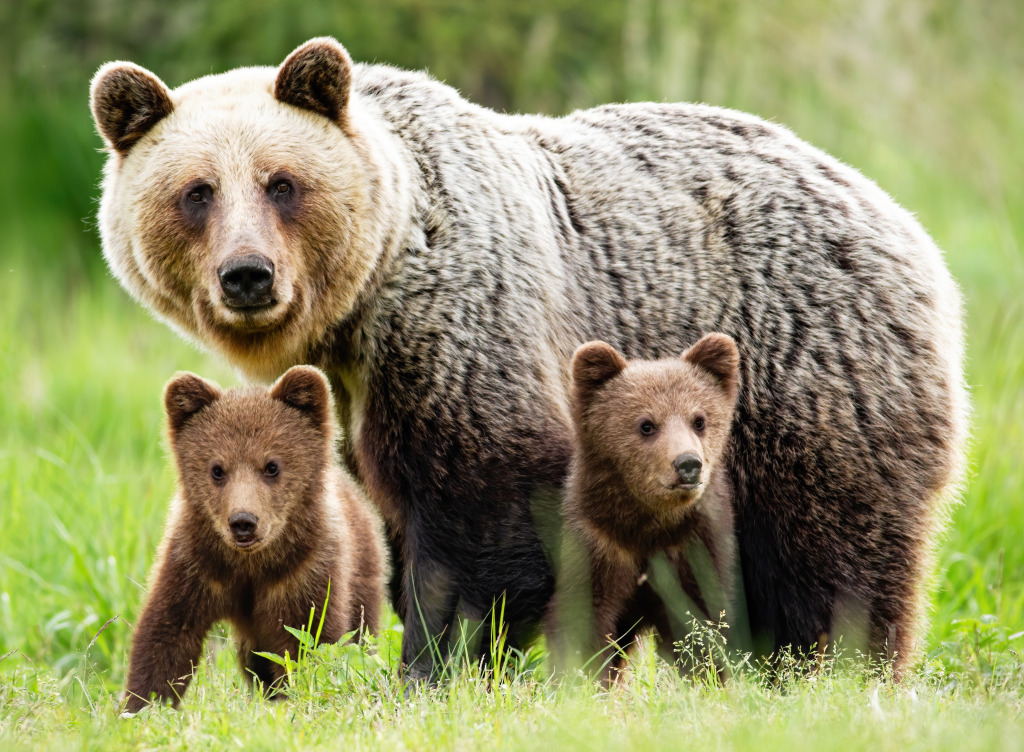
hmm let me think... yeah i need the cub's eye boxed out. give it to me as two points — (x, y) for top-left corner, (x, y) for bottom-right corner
(264, 461), (279, 477)
(639, 420), (657, 436)
(211, 465), (225, 481)
(272, 180), (291, 195)
(693, 416), (706, 431)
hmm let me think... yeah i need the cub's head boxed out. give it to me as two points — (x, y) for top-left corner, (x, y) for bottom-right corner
(164, 365), (334, 554)
(91, 38), (398, 380)
(571, 334), (740, 512)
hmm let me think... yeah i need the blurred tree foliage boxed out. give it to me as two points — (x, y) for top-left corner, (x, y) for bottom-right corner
(0, 0), (1021, 277)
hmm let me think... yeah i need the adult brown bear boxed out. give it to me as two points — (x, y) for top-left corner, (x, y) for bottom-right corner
(91, 37), (968, 678)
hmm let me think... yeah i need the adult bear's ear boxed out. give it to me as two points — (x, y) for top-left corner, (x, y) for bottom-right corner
(275, 37), (353, 129)
(90, 62), (174, 156)
(683, 333), (741, 400)
(572, 341), (628, 407)
(271, 365), (334, 430)
(164, 372), (221, 436)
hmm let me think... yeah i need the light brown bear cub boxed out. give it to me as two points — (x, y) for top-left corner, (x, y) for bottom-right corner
(123, 366), (385, 714)
(556, 333), (740, 682)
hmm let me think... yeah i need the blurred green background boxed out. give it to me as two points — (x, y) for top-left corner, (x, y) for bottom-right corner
(1, 0), (1022, 688)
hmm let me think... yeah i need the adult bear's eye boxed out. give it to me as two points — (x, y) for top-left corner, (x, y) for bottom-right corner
(211, 464), (225, 481)
(267, 173), (300, 219)
(264, 461), (279, 477)
(693, 416), (706, 431)
(639, 420), (657, 436)
(185, 184), (212, 204)
(268, 173), (298, 201)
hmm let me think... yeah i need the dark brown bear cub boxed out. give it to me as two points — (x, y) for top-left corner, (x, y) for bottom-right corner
(552, 333), (741, 682)
(123, 366), (386, 714)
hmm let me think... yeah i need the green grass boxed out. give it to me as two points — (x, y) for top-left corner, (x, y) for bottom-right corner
(2, 622), (1023, 750)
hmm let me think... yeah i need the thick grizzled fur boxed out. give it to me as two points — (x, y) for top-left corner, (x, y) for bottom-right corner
(93, 38), (968, 678)
(553, 335), (739, 682)
(123, 366), (385, 713)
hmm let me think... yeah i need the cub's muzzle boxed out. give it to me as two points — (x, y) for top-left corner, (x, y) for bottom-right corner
(672, 453), (702, 486)
(228, 511), (259, 547)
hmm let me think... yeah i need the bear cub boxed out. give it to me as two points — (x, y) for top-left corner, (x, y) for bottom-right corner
(123, 366), (386, 714)
(552, 333), (741, 682)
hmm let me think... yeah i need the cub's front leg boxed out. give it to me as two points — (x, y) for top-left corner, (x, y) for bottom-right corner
(122, 551), (216, 714)
(237, 639), (288, 699)
(589, 553), (641, 685)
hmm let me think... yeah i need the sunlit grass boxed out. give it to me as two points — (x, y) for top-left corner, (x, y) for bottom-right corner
(1, 621), (1022, 751)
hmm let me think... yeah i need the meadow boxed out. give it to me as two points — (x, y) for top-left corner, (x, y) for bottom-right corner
(1, 1), (1023, 748)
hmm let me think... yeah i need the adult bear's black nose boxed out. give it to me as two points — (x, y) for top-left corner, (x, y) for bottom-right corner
(218, 254), (274, 309)
(673, 453), (702, 485)
(228, 511), (259, 544)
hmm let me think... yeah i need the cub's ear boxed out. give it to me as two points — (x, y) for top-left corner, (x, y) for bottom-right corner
(572, 341), (628, 405)
(683, 333), (740, 399)
(271, 366), (333, 429)
(90, 62), (173, 156)
(275, 37), (353, 128)
(164, 372), (221, 435)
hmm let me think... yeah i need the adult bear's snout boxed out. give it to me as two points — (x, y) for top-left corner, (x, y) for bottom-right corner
(218, 253), (275, 309)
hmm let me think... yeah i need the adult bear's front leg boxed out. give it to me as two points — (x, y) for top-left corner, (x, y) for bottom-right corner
(398, 541), (460, 683)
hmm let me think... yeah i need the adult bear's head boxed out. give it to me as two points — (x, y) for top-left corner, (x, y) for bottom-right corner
(91, 38), (406, 380)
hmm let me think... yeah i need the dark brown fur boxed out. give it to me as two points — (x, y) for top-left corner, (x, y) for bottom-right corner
(275, 37), (353, 130)
(90, 65), (174, 156)
(122, 366), (385, 714)
(551, 334), (740, 682)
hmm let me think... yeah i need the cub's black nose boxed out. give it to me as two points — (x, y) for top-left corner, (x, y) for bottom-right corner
(228, 511), (259, 543)
(673, 453), (702, 485)
(218, 253), (274, 308)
